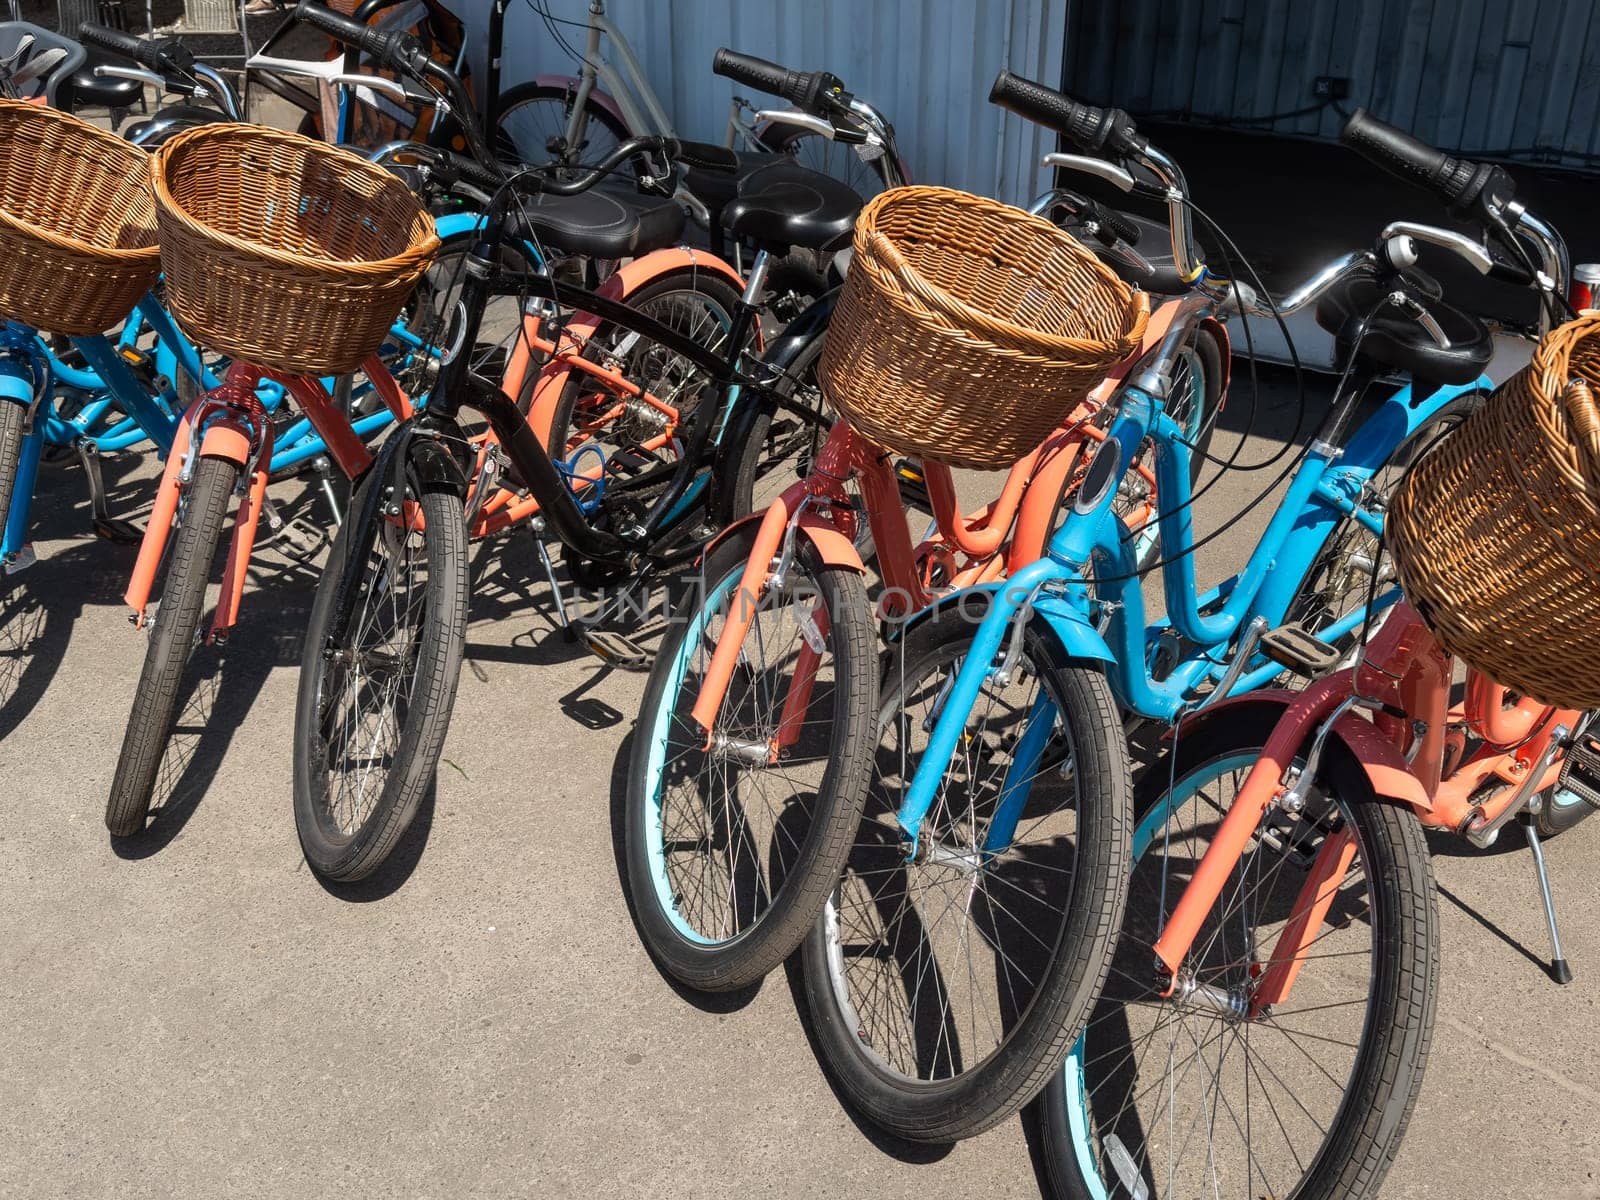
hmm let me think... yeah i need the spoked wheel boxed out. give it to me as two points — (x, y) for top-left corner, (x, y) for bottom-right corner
(106, 454), (239, 836)
(293, 472), (469, 882)
(1040, 706), (1438, 1200)
(759, 121), (895, 204)
(800, 598), (1132, 1142)
(492, 83), (629, 172)
(552, 270), (742, 582)
(625, 524), (876, 991)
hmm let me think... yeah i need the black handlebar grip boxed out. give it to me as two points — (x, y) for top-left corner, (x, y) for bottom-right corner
(293, 0), (408, 66)
(1095, 204), (1142, 247)
(712, 47), (822, 111)
(78, 22), (177, 72)
(989, 69), (1143, 156)
(437, 149), (505, 194)
(1339, 108), (1480, 208)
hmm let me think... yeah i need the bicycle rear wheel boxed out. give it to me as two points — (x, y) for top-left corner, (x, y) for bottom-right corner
(800, 599), (1132, 1142)
(1040, 706), (1438, 1200)
(106, 454), (238, 836)
(292, 472), (469, 881)
(625, 523), (876, 991)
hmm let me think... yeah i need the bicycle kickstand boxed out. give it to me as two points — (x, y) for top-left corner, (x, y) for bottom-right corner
(1520, 809), (1574, 985)
(76, 439), (142, 544)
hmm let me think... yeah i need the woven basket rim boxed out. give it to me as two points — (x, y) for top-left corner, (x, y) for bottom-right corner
(152, 123), (440, 278)
(854, 184), (1148, 357)
(0, 99), (160, 262)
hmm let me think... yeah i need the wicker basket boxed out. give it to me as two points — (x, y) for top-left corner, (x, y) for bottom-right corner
(0, 101), (160, 336)
(151, 124), (439, 376)
(1388, 315), (1600, 709)
(817, 186), (1149, 470)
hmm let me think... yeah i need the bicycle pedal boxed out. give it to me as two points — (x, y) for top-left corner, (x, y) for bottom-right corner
(91, 516), (144, 545)
(1259, 622), (1343, 676)
(269, 517), (328, 563)
(894, 458), (932, 513)
(1556, 728), (1600, 810)
(580, 628), (651, 671)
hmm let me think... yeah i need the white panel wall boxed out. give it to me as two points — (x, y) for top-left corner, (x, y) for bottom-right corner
(458, 0), (1068, 205)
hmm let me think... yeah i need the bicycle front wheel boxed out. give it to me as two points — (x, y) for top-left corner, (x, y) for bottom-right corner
(1040, 705), (1439, 1200)
(292, 472), (469, 882)
(800, 599), (1132, 1142)
(107, 454), (239, 836)
(625, 523), (877, 991)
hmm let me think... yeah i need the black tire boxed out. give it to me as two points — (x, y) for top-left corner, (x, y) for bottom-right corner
(624, 524), (877, 991)
(550, 269), (743, 582)
(292, 474), (469, 882)
(1285, 392), (1485, 651)
(0, 398), (24, 569)
(800, 598), (1132, 1142)
(492, 82), (630, 169)
(106, 454), (239, 836)
(1039, 705), (1439, 1200)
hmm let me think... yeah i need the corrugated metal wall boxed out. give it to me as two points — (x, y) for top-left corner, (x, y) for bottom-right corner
(1064, 0), (1600, 168)
(466, 0), (1068, 203)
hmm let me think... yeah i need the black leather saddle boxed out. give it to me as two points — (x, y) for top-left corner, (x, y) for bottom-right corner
(522, 182), (686, 259)
(720, 158), (861, 254)
(1315, 268), (1492, 385)
(60, 46), (145, 117)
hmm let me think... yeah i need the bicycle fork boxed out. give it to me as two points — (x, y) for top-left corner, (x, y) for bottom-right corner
(0, 325), (48, 573)
(126, 362), (273, 642)
(1150, 678), (1364, 1016)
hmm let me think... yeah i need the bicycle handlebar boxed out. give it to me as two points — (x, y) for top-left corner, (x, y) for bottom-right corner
(713, 48), (829, 112)
(1339, 108), (1511, 218)
(293, 0), (415, 70)
(989, 69), (1144, 157)
(78, 21), (195, 75)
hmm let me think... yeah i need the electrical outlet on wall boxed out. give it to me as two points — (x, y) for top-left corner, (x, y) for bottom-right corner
(1313, 76), (1351, 99)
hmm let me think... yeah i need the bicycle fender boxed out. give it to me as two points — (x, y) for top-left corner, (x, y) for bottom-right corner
(605, 246), (747, 300)
(197, 414), (253, 465)
(532, 75), (628, 130)
(699, 509), (866, 573)
(1180, 693), (1434, 813)
(402, 429), (469, 496)
(887, 584), (1116, 666)
(761, 288), (838, 377)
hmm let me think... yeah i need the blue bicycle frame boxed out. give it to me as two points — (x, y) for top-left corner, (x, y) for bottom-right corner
(891, 313), (1491, 845)
(1, 210), (528, 566)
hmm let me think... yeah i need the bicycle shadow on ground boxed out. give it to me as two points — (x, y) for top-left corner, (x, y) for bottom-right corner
(460, 529), (683, 732)
(604, 725), (764, 1016)
(0, 448), (162, 740)
(1425, 824), (1571, 978)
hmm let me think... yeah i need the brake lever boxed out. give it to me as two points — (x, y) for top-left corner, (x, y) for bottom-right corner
(1381, 221), (1495, 275)
(1041, 152), (1138, 193)
(753, 108), (835, 141)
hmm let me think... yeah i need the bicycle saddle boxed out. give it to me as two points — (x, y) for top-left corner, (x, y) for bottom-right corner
(681, 150), (769, 218)
(521, 182), (686, 260)
(720, 158), (861, 254)
(1315, 267), (1492, 385)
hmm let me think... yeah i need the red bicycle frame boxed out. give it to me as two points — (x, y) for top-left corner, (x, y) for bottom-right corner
(1152, 601), (1581, 1008)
